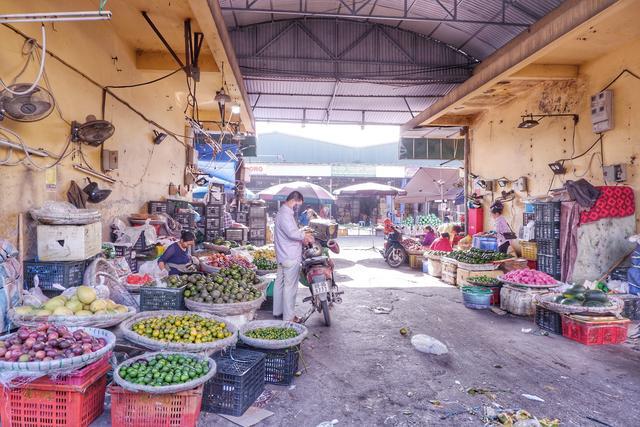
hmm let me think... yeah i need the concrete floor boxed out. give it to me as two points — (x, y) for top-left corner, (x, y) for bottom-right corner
(98, 237), (640, 426)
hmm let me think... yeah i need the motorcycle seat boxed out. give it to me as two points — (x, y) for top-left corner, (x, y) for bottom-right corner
(302, 256), (328, 268)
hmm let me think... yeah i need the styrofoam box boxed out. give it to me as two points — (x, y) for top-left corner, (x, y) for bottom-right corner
(37, 222), (102, 261)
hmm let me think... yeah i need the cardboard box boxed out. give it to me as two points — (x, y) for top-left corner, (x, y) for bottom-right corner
(456, 267), (502, 286)
(37, 223), (102, 261)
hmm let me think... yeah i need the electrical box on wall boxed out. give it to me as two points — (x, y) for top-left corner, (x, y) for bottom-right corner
(101, 150), (118, 171)
(515, 176), (528, 192)
(591, 90), (613, 133)
(603, 164), (627, 182)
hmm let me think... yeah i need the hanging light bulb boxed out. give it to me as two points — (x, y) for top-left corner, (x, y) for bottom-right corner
(231, 104), (241, 115)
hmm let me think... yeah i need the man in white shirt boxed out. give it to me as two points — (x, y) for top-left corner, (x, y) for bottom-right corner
(274, 191), (314, 322)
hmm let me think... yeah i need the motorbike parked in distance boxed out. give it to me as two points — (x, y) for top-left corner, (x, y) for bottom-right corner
(380, 222), (408, 268)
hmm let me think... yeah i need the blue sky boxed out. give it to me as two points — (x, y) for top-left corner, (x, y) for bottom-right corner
(256, 122), (400, 147)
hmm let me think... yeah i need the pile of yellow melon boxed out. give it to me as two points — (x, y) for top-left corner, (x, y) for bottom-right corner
(14, 285), (129, 317)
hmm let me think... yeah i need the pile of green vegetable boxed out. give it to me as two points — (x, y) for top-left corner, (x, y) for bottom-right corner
(254, 258), (277, 270)
(467, 276), (501, 286)
(183, 267), (262, 304)
(245, 326), (299, 340)
(118, 354), (210, 387)
(425, 250), (449, 258)
(447, 248), (511, 264)
(164, 275), (192, 288)
(554, 284), (612, 307)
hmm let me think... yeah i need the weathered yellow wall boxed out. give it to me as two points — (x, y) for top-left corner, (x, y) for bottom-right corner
(0, 4), (190, 247)
(470, 36), (640, 233)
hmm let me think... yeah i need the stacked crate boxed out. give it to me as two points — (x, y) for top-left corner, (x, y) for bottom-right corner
(533, 201), (561, 279)
(204, 204), (224, 242)
(248, 205), (267, 247)
(234, 204), (249, 225)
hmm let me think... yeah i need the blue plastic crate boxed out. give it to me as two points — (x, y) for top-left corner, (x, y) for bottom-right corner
(472, 236), (498, 251)
(203, 348), (265, 416)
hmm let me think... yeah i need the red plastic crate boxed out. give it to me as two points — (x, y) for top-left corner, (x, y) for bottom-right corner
(487, 286), (501, 306)
(49, 352), (112, 386)
(561, 315), (630, 345)
(109, 384), (203, 427)
(0, 359), (110, 427)
(527, 260), (537, 270)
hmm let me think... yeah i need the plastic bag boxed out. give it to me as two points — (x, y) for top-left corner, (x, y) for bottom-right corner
(60, 283), (110, 300)
(411, 334), (449, 355)
(138, 260), (168, 279)
(21, 281), (48, 307)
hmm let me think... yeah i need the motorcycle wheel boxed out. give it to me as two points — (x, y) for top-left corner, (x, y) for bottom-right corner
(386, 247), (406, 268)
(321, 300), (331, 327)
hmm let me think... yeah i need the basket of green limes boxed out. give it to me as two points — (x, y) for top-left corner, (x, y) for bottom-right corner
(114, 351), (216, 394)
(239, 320), (308, 350)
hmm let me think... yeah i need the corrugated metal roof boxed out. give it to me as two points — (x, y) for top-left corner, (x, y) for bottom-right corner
(220, 0), (564, 126)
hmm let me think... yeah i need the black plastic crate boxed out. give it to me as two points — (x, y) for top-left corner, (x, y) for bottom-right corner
(533, 202), (561, 223)
(23, 260), (85, 292)
(523, 212), (535, 225)
(249, 206), (267, 218)
(610, 267), (629, 281)
(235, 212), (248, 224)
(536, 239), (559, 256)
(237, 343), (300, 385)
(249, 239), (267, 247)
(259, 296), (273, 311)
(537, 254), (561, 279)
(248, 229), (266, 240)
(205, 217), (221, 230)
(205, 230), (223, 242)
(619, 294), (640, 320)
(226, 228), (248, 242)
(148, 201), (167, 215)
(203, 348), (266, 416)
(166, 199), (191, 216)
(535, 305), (562, 334)
(174, 212), (196, 229)
(205, 205), (222, 218)
(535, 223), (560, 240)
(139, 283), (186, 311)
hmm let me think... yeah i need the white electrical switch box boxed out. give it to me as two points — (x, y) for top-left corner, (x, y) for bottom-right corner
(515, 176), (528, 192)
(101, 149), (118, 171)
(603, 164), (627, 182)
(591, 90), (613, 133)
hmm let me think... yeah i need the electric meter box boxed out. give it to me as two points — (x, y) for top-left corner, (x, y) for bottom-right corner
(591, 90), (613, 133)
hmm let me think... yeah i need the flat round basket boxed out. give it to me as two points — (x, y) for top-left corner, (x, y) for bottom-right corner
(239, 320), (308, 350)
(202, 243), (231, 254)
(441, 257), (458, 265)
(184, 292), (265, 316)
(120, 310), (238, 352)
(457, 261), (498, 271)
(497, 276), (561, 289)
(534, 292), (624, 315)
(113, 351), (217, 394)
(253, 278), (271, 292)
(199, 263), (221, 274)
(256, 269), (277, 276)
(0, 327), (115, 373)
(8, 307), (137, 329)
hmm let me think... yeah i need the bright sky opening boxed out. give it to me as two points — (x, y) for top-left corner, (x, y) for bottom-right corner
(256, 122), (400, 147)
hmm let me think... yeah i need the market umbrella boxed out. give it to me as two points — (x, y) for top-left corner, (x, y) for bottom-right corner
(258, 181), (335, 204)
(333, 182), (407, 197)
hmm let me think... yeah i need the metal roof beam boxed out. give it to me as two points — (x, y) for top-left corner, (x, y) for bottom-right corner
(252, 116), (406, 126)
(255, 105), (417, 113)
(221, 4), (532, 27)
(246, 92), (444, 99)
(237, 53), (467, 69)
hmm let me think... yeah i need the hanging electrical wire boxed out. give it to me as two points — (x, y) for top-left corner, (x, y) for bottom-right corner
(0, 24), (46, 95)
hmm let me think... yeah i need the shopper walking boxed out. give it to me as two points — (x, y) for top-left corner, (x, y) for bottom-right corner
(274, 191), (314, 322)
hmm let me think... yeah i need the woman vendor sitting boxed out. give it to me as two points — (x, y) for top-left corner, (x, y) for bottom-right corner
(430, 232), (453, 252)
(158, 231), (197, 275)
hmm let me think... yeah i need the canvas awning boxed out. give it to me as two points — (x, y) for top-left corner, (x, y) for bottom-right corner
(395, 168), (461, 204)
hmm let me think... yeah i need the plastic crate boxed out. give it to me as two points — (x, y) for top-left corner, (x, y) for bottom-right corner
(535, 223), (560, 240)
(533, 202), (561, 223)
(618, 294), (640, 320)
(203, 348), (265, 416)
(536, 239), (559, 256)
(110, 384), (203, 427)
(23, 259), (85, 292)
(204, 230), (223, 242)
(148, 201), (168, 215)
(226, 228), (248, 242)
(139, 283), (186, 311)
(174, 212), (196, 230)
(205, 217), (222, 230)
(0, 358), (110, 427)
(205, 205), (222, 218)
(237, 343), (300, 385)
(534, 305), (562, 334)
(472, 236), (498, 251)
(561, 315), (630, 345)
(166, 199), (191, 216)
(537, 254), (561, 279)
(520, 241), (537, 261)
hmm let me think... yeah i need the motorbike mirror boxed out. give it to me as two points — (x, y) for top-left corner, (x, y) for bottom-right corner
(327, 240), (340, 254)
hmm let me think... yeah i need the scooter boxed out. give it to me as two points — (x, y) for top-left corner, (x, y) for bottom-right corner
(380, 223), (408, 268)
(300, 237), (342, 326)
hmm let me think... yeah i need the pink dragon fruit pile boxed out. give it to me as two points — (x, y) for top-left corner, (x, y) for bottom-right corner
(503, 269), (556, 285)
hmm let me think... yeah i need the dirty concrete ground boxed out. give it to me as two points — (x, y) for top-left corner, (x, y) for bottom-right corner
(96, 237), (640, 426)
